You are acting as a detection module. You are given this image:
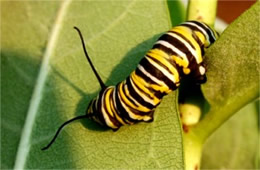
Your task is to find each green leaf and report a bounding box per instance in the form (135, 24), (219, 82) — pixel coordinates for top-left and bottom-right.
(166, 0), (186, 26)
(201, 101), (259, 169)
(1, 1), (61, 168)
(182, 2), (259, 169)
(2, 0), (184, 169)
(192, 1), (260, 141)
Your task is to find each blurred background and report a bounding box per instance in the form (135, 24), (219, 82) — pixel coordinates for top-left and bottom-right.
(217, 0), (256, 23)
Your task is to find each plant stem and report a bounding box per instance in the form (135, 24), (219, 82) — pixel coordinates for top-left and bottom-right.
(183, 132), (203, 170)
(187, 0), (217, 27)
(191, 97), (259, 143)
(183, 1), (218, 169)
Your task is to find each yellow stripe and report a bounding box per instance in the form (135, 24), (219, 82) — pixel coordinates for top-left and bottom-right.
(131, 72), (161, 105)
(149, 48), (171, 59)
(102, 112), (117, 129)
(136, 66), (171, 94)
(172, 55), (188, 68)
(117, 87), (144, 120)
(194, 30), (209, 47)
(119, 79), (150, 112)
(172, 26), (203, 63)
(108, 89), (125, 124)
(131, 73), (157, 99)
(147, 49), (180, 83)
(104, 88), (114, 117)
(119, 82), (143, 111)
(123, 83), (151, 112)
(129, 75), (158, 106)
(102, 89), (117, 129)
(110, 98), (126, 125)
(117, 81), (149, 124)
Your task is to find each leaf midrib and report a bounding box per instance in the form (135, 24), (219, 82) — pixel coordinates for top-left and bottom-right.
(13, 1), (72, 169)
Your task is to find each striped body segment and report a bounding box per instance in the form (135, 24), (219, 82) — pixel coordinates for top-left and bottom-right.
(86, 21), (218, 130)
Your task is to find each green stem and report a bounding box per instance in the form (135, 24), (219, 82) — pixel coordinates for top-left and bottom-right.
(191, 95), (259, 143)
(183, 132), (203, 170)
(187, 0), (217, 26)
(166, 0), (186, 26)
(183, 1), (218, 169)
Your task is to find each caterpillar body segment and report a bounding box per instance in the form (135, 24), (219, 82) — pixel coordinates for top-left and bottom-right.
(86, 21), (218, 130)
(41, 21), (218, 150)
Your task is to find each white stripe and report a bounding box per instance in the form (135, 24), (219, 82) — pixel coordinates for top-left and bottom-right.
(124, 84), (150, 111)
(112, 85), (124, 122)
(146, 56), (176, 83)
(117, 92), (142, 120)
(155, 40), (189, 65)
(184, 22), (209, 42)
(167, 32), (200, 64)
(113, 83), (130, 125)
(101, 88), (117, 129)
(129, 77), (156, 106)
(137, 64), (168, 88)
(113, 85), (118, 111)
(200, 22), (216, 41)
(118, 90), (151, 121)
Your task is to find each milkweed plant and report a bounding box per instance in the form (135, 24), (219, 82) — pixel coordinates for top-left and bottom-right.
(1, 0), (259, 169)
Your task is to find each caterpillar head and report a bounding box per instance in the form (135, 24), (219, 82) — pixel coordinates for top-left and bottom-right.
(188, 63), (207, 84)
(194, 64), (207, 84)
(86, 97), (105, 126)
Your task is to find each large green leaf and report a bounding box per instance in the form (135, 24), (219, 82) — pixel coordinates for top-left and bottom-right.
(1, 1), (61, 168)
(182, 2), (259, 169)
(201, 101), (259, 169)
(1, 0), (184, 169)
(192, 1), (260, 141)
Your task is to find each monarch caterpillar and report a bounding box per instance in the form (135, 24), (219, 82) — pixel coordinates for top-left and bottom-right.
(42, 21), (218, 150)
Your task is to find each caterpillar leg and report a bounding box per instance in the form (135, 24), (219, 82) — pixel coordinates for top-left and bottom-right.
(144, 116), (154, 123)
(143, 110), (155, 123)
(112, 127), (120, 132)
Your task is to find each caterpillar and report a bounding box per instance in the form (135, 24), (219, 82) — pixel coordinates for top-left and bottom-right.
(42, 21), (218, 150)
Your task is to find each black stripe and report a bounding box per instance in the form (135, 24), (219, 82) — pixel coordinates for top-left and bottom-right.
(147, 49), (182, 77)
(102, 88), (121, 127)
(121, 82), (139, 108)
(189, 21), (216, 44)
(169, 31), (196, 50)
(181, 23), (207, 42)
(165, 56), (183, 77)
(121, 83), (154, 116)
(145, 54), (179, 91)
(135, 67), (159, 85)
(110, 87), (128, 125)
(115, 83), (138, 123)
(126, 76), (155, 110)
(146, 54), (174, 78)
(130, 76), (154, 102)
(139, 57), (176, 90)
(191, 31), (205, 56)
(129, 76), (161, 108)
(135, 68), (167, 99)
(95, 92), (106, 125)
(157, 33), (196, 64)
(152, 43), (177, 56)
(152, 44), (186, 70)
